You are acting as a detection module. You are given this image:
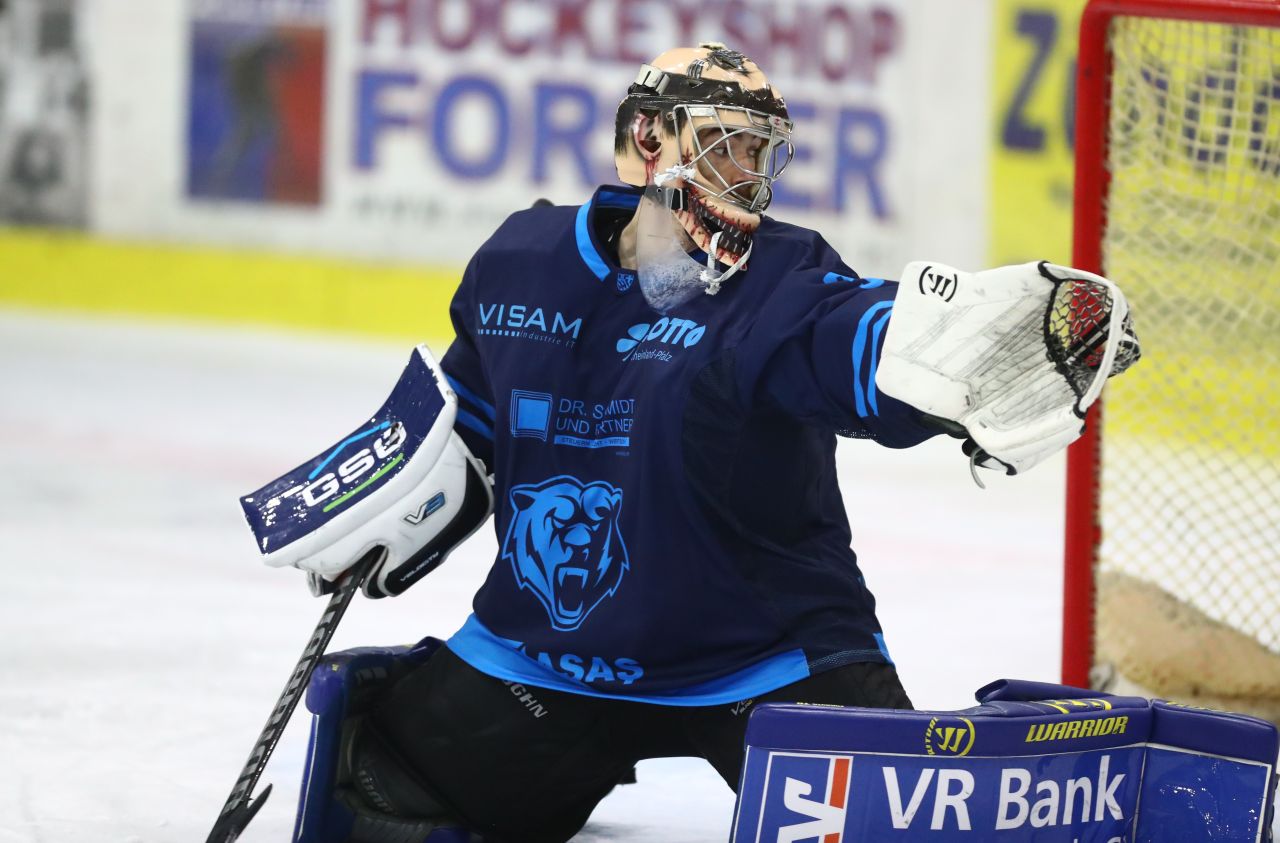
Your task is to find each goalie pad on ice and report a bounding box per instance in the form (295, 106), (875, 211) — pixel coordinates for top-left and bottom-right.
(875, 261), (1139, 476)
(240, 346), (494, 599)
(732, 681), (1278, 842)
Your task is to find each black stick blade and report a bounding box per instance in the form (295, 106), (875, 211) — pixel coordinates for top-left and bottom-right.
(205, 783), (272, 843)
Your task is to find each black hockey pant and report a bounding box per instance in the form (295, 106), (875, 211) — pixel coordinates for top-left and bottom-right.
(350, 645), (912, 843)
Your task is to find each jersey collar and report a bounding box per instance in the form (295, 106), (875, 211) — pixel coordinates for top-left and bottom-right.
(575, 184), (643, 294)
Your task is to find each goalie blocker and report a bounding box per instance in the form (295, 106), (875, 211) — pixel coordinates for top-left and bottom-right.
(239, 345), (494, 598)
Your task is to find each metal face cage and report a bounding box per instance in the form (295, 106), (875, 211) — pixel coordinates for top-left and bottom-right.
(669, 103), (795, 213)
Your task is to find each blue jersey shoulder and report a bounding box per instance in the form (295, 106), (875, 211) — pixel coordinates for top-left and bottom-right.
(475, 203), (579, 263)
(746, 216), (863, 296)
(758, 216), (855, 270)
(755, 215), (831, 253)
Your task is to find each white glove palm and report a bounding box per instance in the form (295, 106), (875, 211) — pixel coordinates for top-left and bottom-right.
(876, 261), (1139, 481)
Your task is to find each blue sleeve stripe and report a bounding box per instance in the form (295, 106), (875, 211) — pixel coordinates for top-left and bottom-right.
(445, 374), (495, 422)
(455, 408), (494, 441)
(822, 273), (885, 289)
(867, 309), (893, 416)
(574, 200), (610, 281)
(851, 301), (894, 418)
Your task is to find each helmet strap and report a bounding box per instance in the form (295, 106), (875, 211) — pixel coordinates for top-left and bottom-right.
(700, 232), (752, 296)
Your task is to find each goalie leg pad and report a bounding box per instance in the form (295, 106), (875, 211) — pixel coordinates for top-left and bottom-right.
(732, 683), (1276, 842)
(293, 639), (481, 843)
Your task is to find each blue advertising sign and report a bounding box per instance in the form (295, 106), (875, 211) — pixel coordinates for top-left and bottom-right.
(187, 0), (328, 205)
(733, 691), (1278, 843)
(736, 746), (1143, 842)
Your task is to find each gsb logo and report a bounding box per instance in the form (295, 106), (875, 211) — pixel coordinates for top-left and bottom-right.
(270, 421), (407, 513)
(616, 317), (706, 359)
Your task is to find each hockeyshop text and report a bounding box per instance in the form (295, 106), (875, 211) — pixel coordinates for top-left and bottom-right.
(352, 0), (902, 218)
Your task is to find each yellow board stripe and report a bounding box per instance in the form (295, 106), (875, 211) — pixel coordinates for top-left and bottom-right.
(0, 229), (460, 343)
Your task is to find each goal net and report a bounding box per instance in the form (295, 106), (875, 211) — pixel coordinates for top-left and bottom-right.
(1065, 0), (1280, 722)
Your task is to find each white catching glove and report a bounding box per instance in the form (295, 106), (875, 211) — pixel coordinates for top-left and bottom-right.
(875, 261), (1139, 480)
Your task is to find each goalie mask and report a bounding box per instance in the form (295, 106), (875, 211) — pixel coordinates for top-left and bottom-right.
(615, 43), (793, 306)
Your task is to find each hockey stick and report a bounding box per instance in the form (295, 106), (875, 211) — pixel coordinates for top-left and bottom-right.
(204, 548), (381, 843)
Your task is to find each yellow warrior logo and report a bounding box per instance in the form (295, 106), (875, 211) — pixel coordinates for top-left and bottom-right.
(924, 717), (977, 757)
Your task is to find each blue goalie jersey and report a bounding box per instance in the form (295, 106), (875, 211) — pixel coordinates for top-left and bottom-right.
(441, 185), (937, 705)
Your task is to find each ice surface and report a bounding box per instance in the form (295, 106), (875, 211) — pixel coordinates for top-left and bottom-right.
(0, 309), (1079, 842)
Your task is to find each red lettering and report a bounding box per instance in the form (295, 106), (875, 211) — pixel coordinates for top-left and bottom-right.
(428, 0), (483, 51)
(819, 5), (857, 83)
(765, 4), (814, 79)
(615, 0), (650, 64)
(721, 0), (763, 65)
(362, 0), (412, 46)
(496, 0), (536, 55)
(351, 0), (896, 74)
(870, 6), (900, 82)
(666, 0), (700, 48)
(551, 0), (597, 59)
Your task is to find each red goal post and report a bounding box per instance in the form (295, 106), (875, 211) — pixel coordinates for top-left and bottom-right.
(1064, 0), (1280, 716)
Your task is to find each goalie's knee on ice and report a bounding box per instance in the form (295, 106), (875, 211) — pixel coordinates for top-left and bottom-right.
(347, 722), (452, 821)
(294, 638), (479, 843)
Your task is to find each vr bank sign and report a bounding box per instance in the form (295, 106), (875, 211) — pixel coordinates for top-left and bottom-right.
(736, 748), (1136, 842)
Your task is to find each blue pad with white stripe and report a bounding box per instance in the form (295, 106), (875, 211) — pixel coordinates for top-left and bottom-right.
(732, 679), (1277, 842)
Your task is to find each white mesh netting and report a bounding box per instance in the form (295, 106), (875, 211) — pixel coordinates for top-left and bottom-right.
(1093, 14), (1280, 719)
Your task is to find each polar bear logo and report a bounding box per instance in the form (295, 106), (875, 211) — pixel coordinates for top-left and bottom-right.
(502, 476), (628, 631)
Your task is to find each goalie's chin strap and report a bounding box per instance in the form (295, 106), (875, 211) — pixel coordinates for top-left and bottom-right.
(702, 230), (751, 295)
(652, 165), (753, 296)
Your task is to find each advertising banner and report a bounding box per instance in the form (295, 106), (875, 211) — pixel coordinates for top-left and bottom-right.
(988, 0), (1085, 267)
(0, 0), (90, 227)
(337, 0), (912, 269)
(90, 0), (991, 277)
(187, 0), (328, 205)
(732, 696), (1278, 843)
